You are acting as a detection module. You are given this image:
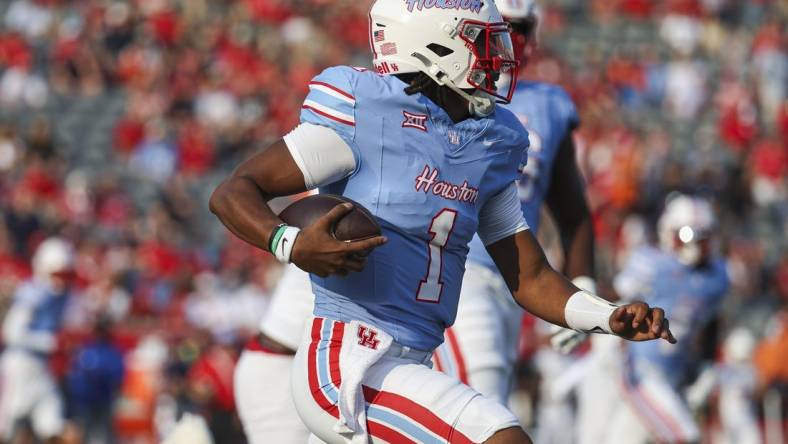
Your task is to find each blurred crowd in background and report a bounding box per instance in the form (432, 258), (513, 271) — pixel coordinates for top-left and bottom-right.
(0, 0), (784, 442)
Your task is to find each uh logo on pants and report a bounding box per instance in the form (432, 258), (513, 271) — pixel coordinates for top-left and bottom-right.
(357, 326), (381, 350)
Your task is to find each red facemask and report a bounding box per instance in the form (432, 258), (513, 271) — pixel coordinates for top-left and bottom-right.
(458, 20), (519, 104)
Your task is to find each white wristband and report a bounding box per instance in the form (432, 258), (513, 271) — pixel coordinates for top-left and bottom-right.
(571, 276), (597, 295)
(274, 226), (301, 263)
(564, 291), (618, 334)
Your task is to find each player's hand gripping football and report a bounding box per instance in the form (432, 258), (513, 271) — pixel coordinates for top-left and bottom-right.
(291, 203), (387, 278)
(609, 302), (677, 343)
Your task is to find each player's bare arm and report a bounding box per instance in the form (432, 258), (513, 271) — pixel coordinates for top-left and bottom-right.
(487, 230), (676, 343)
(209, 140), (386, 277)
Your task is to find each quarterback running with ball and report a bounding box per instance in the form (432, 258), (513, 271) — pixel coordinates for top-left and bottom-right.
(233, 2), (592, 442)
(212, 1), (674, 443)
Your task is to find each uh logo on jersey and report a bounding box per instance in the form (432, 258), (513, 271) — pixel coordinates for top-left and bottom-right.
(405, 0), (483, 13)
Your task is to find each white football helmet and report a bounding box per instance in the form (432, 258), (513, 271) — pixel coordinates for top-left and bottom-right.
(657, 194), (715, 266)
(496, 0), (537, 20)
(369, 0), (519, 116)
(33, 237), (75, 285)
(496, 0), (539, 64)
(723, 327), (756, 364)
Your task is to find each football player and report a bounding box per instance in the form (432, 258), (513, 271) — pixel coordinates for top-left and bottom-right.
(233, 264), (313, 443)
(0, 238), (73, 443)
(685, 328), (762, 444)
(432, 0), (597, 410)
(235, 2), (589, 442)
(591, 194), (728, 444)
(211, 1), (674, 442)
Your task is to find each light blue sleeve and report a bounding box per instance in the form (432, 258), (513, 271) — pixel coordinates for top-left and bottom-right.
(709, 259), (730, 308)
(551, 86), (579, 132)
(498, 107), (530, 174)
(13, 282), (40, 307)
(4, 283), (56, 352)
(300, 66), (358, 146)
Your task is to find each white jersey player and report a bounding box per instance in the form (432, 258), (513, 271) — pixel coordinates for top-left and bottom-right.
(685, 328), (762, 444)
(234, 264), (314, 444)
(0, 237), (73, 442)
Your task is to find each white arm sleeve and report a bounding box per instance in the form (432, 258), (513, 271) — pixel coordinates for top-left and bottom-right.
(283, 123), (357, 190)
(477, 182), (529, 246)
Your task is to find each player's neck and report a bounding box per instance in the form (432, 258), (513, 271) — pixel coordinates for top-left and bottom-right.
(432, 89), (472, 123)
(397, 73), (471, 123)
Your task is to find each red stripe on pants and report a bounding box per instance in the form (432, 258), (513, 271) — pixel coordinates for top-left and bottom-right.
(445, 328), (469, 384)
(363, 386), (475, 444)
(307, 318), (339, 417)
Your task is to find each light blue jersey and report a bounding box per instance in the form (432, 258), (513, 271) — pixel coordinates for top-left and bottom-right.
(466, 81), (579, 269)
(617, 246), (729, 387)
(301, 66), (529, 351)
(6, 279), (69, 357)
(13, 280), (69, 334)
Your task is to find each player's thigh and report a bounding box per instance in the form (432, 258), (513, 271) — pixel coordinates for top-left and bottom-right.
(29, 382), (64, 439)
(454, 266), (517, 348)
(465, 366), (513, 408)
(292, 326), (523, 443)
(637, 377), (700, 442)
(365, 358), (522, 443)
(234, 350), (309, 444)
(455, 266), (521, 367)
(436, 266), (519, 403)
(0, 353), (44, 419)
(576, 365), (621, 444)
(260, 264), (315, 350)
(604, 398), (651, 444)
(620, 373), (700, 444)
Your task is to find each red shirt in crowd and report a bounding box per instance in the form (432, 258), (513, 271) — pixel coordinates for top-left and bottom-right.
(188, 345), (237, 411)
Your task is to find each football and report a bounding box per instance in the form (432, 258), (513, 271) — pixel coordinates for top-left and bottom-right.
(278, 194), (381, 242)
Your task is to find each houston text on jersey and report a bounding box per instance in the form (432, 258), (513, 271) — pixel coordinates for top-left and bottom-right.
(404, 0), (483, 14)
(414, 165), (479, 204)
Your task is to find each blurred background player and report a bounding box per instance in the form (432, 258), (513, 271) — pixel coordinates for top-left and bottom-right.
(587, 194), (729, 444)
(685, 327), (763, 444)
(66, 317), (125, 444)
(0, 237), (73, 443)
(233, 263), (312, 444)
(433, 0), (597, 420)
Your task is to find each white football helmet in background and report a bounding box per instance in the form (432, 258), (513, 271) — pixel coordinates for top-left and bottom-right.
(32, 237), (74, 280)
(32, 236), (75, 291)
(496, 0), (539, 65)
(723, 327), (756, 364)
(369, 0), (518, 116)
(496, 0), (537, 20)
(658, 194), (716, 266)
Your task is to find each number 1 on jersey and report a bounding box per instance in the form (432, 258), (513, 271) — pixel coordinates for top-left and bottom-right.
(416, 209), (458, 303)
